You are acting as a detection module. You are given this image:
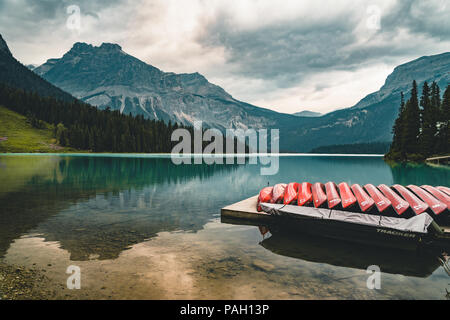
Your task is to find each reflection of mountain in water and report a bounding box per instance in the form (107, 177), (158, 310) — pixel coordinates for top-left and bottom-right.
(0, 156), (238, 260)
(2, 155), (449, 261)
(260, 228), (441, 278)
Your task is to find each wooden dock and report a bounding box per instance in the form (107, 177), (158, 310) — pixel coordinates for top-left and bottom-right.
(221, 195), (270, 223)
(426, 155), (450, 165)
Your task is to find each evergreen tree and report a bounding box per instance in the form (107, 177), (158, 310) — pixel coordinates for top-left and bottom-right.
(402, 80), (421, 157)
(419, 81), (435, 156)
(387, 92), (406, 160)
(436, 85), (450, 154)
(429, 82), (441, 154)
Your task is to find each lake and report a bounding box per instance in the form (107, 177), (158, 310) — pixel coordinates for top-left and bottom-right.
(0, 154), (449, 299)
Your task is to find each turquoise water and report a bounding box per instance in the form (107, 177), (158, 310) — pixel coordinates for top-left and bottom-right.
(0, 154), (449, 299)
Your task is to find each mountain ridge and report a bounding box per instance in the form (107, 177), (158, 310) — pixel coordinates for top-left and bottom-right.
(35, 41), (292, 131)
(33, 40), (450, 152)
(293, 110), (322, 117)
(0, 34), (12, 56)
(0, 35), (76, 102)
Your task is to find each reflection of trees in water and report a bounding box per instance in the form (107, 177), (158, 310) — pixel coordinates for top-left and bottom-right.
(55, 156), (239, 193)
(389, 162), (450, 186)
(0, 156), (238, 260)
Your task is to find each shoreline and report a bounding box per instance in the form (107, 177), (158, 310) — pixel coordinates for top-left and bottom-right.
(0, 152), (385, 157)
(0, 261), (57, 300)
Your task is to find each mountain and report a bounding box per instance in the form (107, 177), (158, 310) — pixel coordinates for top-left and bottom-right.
(0, 35), (12, 56)
(352, 53), (450, 111)
(34, 42), (300, 132)
(0, 35), (75, 102)
(34, 41), (450, 152)
(0, 35), (188, 154)
(293, 110), (322, 117)
(281, 53), (450, 151)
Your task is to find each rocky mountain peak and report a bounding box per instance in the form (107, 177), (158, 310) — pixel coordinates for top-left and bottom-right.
(68, 42), (123, 55)
(99, 43), (122, 52)
(70, 42), (94, 53)
(352, 52), (450, 110)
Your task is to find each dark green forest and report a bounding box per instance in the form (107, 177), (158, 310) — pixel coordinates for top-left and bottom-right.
(385, 81), (450, 161)
(0, 84), (247, 153)
(0, 83), (187, 152)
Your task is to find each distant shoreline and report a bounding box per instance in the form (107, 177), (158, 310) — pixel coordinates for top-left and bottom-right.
(0, 152), (385, 157)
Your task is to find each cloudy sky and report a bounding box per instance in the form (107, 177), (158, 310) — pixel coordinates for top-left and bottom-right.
(1, 0), (449, 114)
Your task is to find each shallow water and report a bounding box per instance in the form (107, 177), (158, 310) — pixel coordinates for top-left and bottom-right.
(0, 154), (449, 299)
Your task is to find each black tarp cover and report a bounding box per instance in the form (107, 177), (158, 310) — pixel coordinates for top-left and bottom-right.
(260, 203), (434, 234)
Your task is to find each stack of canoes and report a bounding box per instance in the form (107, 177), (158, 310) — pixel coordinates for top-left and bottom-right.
(257, 182), (450, 223)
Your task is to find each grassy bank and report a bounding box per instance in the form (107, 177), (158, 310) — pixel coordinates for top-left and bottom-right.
(0, 106), (75, 153)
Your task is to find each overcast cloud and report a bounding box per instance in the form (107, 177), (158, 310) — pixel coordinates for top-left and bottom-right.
(1, 0), (449, 114)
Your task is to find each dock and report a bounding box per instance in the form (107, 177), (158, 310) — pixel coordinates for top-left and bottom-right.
(426, 155), (450, 165)
(221, 195), (270, 223)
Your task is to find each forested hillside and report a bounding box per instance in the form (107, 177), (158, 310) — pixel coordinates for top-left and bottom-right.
(0, 84), (183, 152)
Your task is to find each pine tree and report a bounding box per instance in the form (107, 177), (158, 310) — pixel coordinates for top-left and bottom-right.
(429, 82), (441, 154)
(419, 81), (435, 156)
(387, 92), (406, 160)
(436, 85), (450, 154)
(402, 80), (421, 158)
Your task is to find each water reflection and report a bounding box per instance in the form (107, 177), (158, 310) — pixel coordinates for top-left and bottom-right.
(259, 227), (441, 278)
(0, 156), (238, 259)
(389, 162), (450, 186)
(0, 155), (449, 264)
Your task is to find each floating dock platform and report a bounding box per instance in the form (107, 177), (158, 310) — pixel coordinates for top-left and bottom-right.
(221, 195), (450, 251)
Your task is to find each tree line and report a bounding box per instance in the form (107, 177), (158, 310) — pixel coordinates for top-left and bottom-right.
(0, 83), (248, 153)
(386, 81), (450, 161)
(0, 83), (188, 152)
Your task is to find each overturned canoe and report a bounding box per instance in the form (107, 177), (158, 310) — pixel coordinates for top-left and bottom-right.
(256, 181), (449, 223)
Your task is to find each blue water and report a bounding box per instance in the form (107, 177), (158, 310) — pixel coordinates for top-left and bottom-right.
(0, 154), (449, 299)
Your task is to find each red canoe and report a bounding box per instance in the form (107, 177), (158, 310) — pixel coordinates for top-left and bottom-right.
(351, 184), (375, 212)
(437, 186), (450, 196)
(378, 184), (410, 216)
(271, 183), (287, 203)
(407, 185), (447, 215)
(312, 183), (327, 208)
(297, 182), (313, 206)
(364, 184), (391, 213)
(325, 182), (341, 209)
(338, 182), (357, 209)
(421, 185), (450, 208)
(284, 182), (299, 205)
(257, 186), (273, 212)
(392, 185), (428, 215)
